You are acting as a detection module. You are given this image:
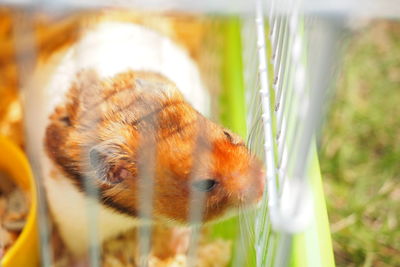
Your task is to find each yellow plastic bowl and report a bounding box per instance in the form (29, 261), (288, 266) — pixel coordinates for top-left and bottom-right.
(0, 136), (39, 267)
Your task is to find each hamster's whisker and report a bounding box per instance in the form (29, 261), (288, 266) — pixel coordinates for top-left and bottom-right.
(244, 205), (256, 238)
(246, 115), (263, 145)
(237, 205), (255, 244)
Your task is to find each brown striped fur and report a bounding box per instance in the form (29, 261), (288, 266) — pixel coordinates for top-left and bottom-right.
(0, 8), (216, 149)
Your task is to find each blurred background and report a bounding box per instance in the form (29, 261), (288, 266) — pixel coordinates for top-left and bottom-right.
(319, 20), (400, 267)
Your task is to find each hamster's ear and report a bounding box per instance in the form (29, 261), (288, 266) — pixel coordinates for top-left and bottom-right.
(88, 143), (134, 185)
(223, 129), (244, 146)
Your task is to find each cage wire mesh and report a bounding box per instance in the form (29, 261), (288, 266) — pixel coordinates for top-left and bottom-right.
(242, 0), (344, 266)
(2, 0), (397, 267)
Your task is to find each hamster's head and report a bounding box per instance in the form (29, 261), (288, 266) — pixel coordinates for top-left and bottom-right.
(45, 70), (265, 225)
(149, 114), (266, 224)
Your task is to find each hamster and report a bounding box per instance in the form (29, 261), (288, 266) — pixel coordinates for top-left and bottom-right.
(23, 21), (265, 256)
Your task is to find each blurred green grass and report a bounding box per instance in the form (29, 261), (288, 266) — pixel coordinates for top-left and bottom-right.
(319, 21), (400, 266)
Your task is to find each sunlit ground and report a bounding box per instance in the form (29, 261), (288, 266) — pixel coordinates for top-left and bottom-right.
(319, 21), (400, 266)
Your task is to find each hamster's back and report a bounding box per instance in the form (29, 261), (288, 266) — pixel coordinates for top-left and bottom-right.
(23, 21), (210, 163)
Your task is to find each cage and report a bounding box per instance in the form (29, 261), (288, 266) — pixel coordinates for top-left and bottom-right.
(0, 0), (397, 267)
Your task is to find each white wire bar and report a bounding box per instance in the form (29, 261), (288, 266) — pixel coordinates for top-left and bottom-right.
(256, 0), (313, 235)
(13, 11), (55, 267)
(1, 0), (399, 18)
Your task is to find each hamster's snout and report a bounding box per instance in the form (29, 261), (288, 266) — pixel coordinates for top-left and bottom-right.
(243, 168), (266, 205)
(255, 169), (266, 202)
(229, 164), (266, 208)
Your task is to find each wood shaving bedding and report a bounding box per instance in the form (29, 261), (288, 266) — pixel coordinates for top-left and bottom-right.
(52, 225), (231, 267)
(0, 170), (28, 259)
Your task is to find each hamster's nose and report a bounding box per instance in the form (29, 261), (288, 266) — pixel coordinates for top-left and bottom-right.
(256, 169), (266, 202)
(239, 168), (266, 205)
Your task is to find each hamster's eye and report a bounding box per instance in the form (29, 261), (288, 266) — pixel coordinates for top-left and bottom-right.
(192, 179), (218, 192)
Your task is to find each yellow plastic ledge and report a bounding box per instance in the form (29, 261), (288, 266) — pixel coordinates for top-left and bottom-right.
(0, 136), (39, 267)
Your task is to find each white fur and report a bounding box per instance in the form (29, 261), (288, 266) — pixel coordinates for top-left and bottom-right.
(44, 166), (138, 255)
(22, 22), (210, 255)
(40, 22), (209, 117)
